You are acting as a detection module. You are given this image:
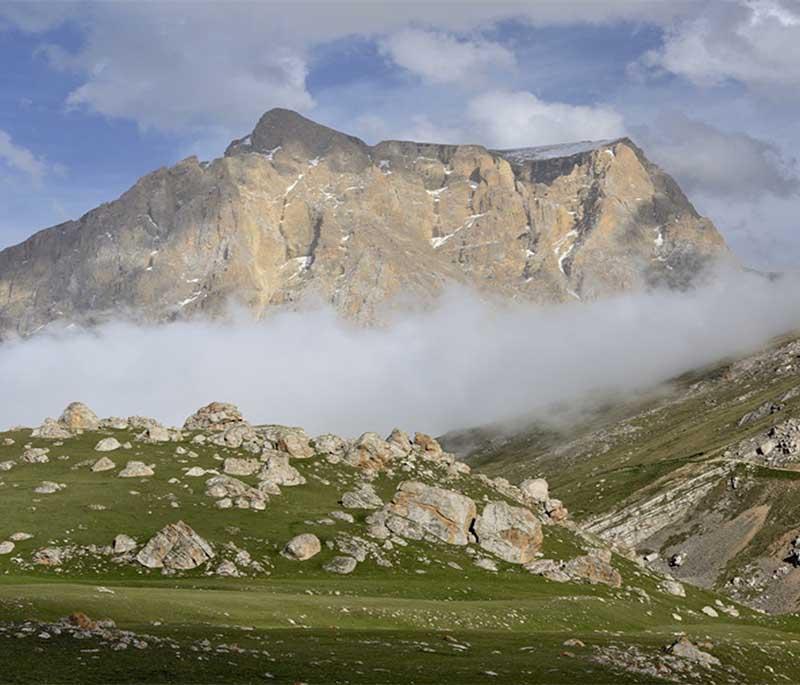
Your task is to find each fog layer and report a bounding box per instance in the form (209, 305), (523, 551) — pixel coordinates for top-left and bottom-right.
(2, 269), (799, 436)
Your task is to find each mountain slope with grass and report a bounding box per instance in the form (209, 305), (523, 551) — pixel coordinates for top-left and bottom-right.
(455, 331), (800, 617)
(2, 395), (800, 683)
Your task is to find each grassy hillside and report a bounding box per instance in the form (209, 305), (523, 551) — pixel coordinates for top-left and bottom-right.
(2, 413), (800, 683)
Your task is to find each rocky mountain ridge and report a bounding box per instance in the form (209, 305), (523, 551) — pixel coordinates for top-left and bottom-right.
(0, 108), (729, 339)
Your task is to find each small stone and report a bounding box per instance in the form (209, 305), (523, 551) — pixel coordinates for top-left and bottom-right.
(0, 541), (14, 555)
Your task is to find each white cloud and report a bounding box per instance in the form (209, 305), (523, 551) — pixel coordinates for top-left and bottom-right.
(2, 270), (800, 436)
(639, 112), (799, 200)
(380, 28), (515, 84)
(34, 3), (315, 135)
(0, 129), (48, 181)
(642, 0), (800, 91)
(466, 90), (625, 148)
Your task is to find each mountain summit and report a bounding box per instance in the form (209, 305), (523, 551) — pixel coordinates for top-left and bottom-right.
(0, 108), (729, 338)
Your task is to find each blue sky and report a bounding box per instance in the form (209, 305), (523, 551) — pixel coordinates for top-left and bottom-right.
(0, 1), (798, 269)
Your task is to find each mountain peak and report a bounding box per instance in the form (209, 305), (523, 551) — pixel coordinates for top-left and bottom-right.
(226, 108), (369, 169)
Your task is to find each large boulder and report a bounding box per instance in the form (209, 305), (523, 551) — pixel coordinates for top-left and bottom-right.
(314, 433), (349, 461)
(94, 437), (121, 452)
(384, 481), (476, 545)
(258, 452), (306, 487)
(136, 521), (214, 570)
(281, 533), (321, 561)
(59, 402), (100, 431)
(564, 555), (622, 588)
(474, 501), (543, 564)
(183, 402), (246, 432)
(261, 426), (314, 459)
(344, 433), (403, 471)
(118, 461), (154, 478)
(91, 456), (116, 472)
(520, 478), (549, 503)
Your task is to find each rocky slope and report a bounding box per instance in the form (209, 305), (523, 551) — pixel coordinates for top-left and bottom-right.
(0, 108), (729, 339)
(455, 331), (800, 616)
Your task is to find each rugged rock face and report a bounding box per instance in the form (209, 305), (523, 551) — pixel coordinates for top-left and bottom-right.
(474, 500), (543, 564)
(0, 108), (730, 338)
(384, 481), (477, 545)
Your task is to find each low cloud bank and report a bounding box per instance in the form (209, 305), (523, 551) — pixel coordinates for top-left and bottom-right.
(2, 269), (800, 437)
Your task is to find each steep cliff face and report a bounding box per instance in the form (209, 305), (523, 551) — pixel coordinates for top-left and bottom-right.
(0, 108), (730, 337)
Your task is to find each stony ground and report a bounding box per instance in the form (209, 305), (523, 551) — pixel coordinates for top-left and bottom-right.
(3, 401), (800, 682)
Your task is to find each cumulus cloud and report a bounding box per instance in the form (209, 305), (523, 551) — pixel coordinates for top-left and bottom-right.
(639, 112), (799, 200)
(0, 129), (49, 181)
(466, 90), (625, 148)
(34, 3), (314, 135)
(380, 28), (515, 85)
(642, 0), (800, 92)
(2, 269), (800, 437)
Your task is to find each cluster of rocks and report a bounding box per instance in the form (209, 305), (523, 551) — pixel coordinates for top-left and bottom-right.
(592, 636), (723, 681)
(728, 417), (800, 467)
(9, 400), (618, 584)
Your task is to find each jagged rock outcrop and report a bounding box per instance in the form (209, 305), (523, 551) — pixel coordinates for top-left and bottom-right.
(136, 521), (214, 570)
(0, 108), (730, 338)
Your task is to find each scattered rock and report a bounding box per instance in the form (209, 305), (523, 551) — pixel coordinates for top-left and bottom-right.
(91, 456), (116, 472)
(0, 541), (14, 555)
(274, 428), (315, 459)
(340, 482), (383, 509)
(545, 498), (568, 522)
(474, 500), (543, 564)
(474, 557), (499, 572)
(21, 447), (50, 464)
(701, 605), (719, 618)
(185, 466), (207, 477)
(112, 534), (137, 554)
(344, 432), (402, 471)
(223, 457), (260, 476)
(94, 437), (121, 452)
(205, 475), (267, 509)
(118, 461), (154, 478)
(323, 555), (357, 574)
(659, 579), (686, 597)
(32, 547), (67, 566)
(564, 555), (622, 588)
(34, 481), (66, 494)
(281, 533), (321, 561)
(666, 637), (721, 668)
(136, 521), (215, 570)
(137, 425), (172, 443)
(215, 560), (240, 577)
(9, 532), (33, 542)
